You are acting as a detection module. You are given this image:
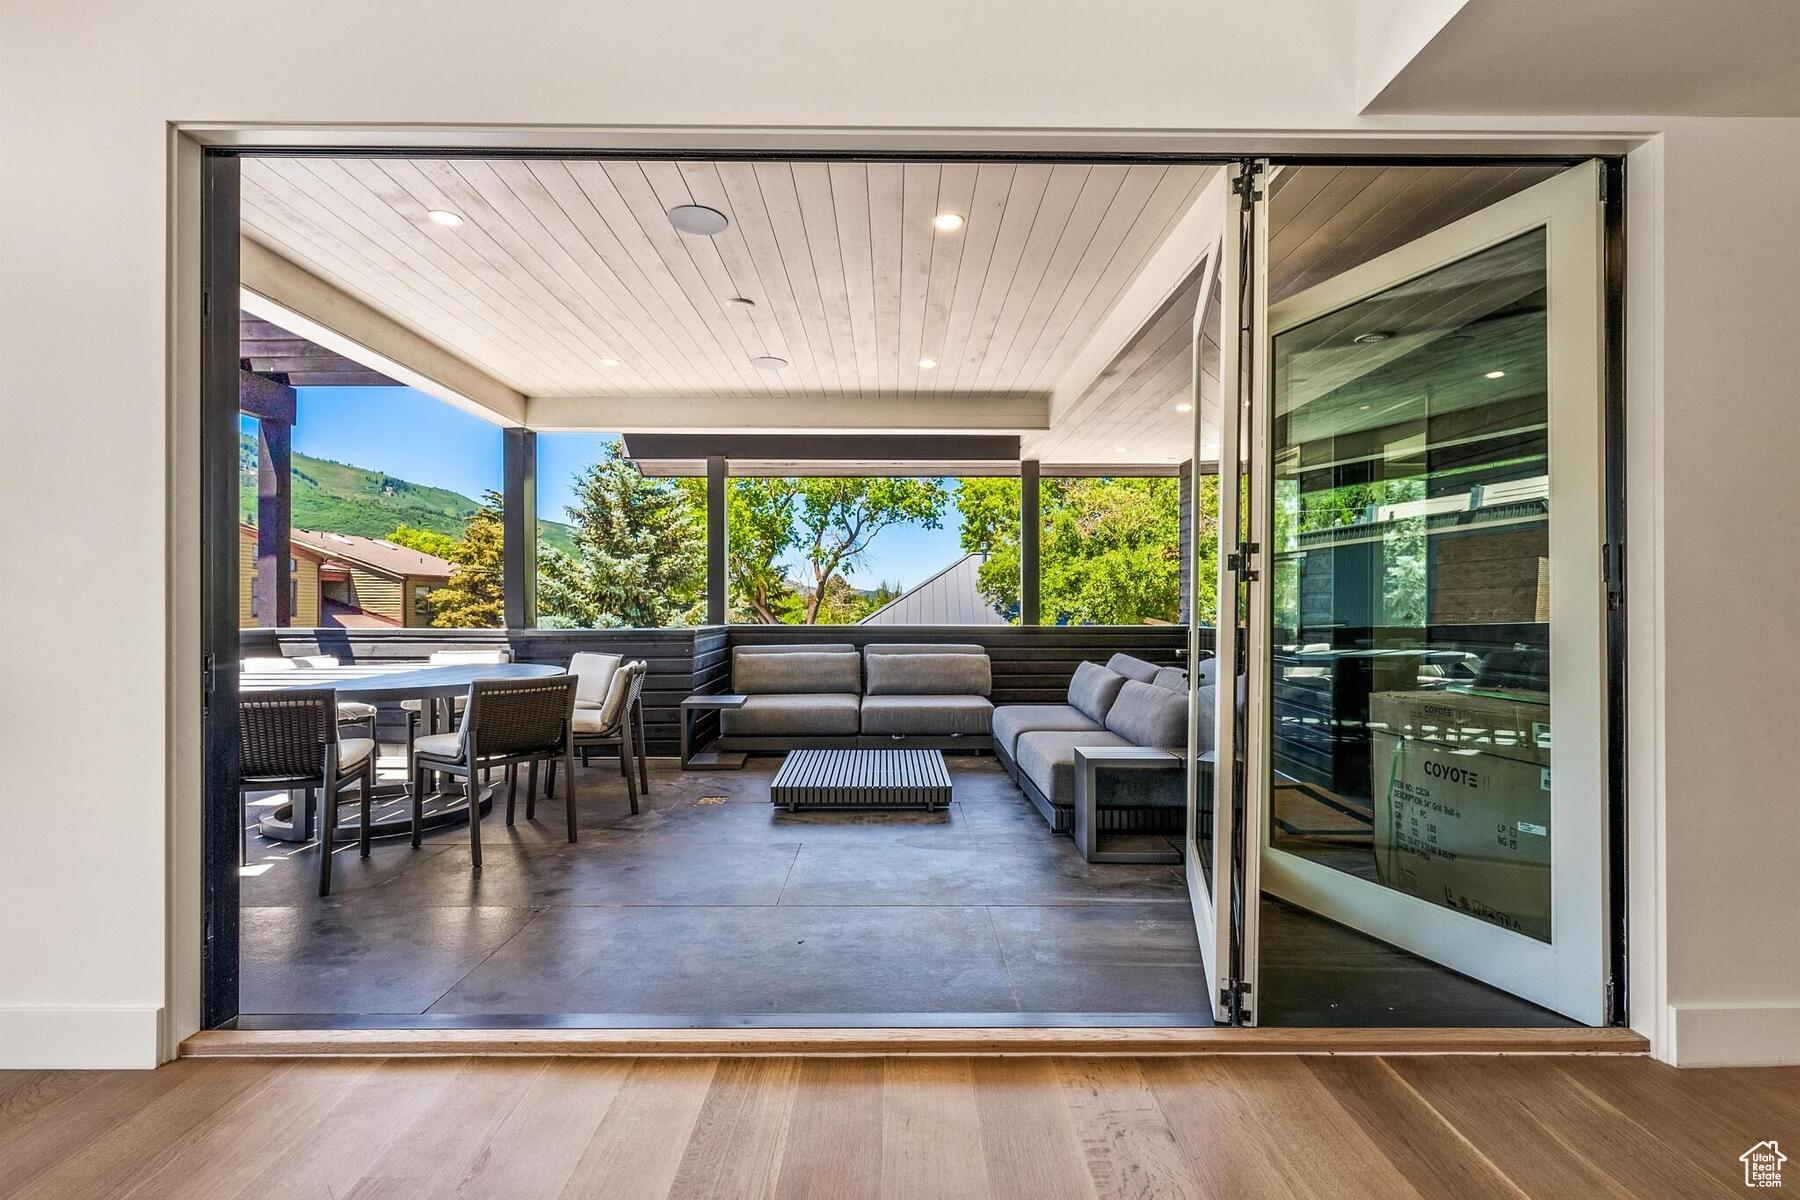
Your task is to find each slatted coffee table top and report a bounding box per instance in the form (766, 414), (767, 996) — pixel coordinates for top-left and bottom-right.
(770, 748), (952, 810)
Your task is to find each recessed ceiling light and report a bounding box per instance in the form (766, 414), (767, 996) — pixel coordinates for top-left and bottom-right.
(426, 209), (464, 227)
(1485, 370), (1507, 379)
(751, 355), (788, 371)
(1352, 331), (1392, 345)
(668, 205), (729, 236)
(1114, 445), (1128, 454)
(918, 358), (937, 370)
(600, 358), (621, 367)
(1358, 404), (1372, 411)
(724, 296), (756, 309)
(932, 212), (965, 232)
(1174, 402), (1193, 413)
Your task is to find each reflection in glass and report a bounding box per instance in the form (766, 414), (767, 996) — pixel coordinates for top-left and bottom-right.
(1268, 229), (1553, 943)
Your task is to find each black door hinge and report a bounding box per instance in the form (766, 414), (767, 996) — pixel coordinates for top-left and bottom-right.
(1226, 541), (1260, 582)
(1231, 162), (1264, 207)
(203, 651), (217, 700)
(1221, 979), (1253, 1023)
(1602, 541), (1624, 606)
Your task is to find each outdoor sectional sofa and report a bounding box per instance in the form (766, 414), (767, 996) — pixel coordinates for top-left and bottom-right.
(994, 653), (1205, 842)
(716, 643), (995, 752)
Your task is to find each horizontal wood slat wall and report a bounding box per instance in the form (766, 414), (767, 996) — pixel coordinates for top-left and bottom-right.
(241, 625), (1213, 755)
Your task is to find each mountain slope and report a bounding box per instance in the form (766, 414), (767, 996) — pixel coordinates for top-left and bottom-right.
(239, 432), (577, 553)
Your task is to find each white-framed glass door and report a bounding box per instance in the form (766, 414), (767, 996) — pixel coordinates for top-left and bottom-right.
(1253, 163), (1610, 1025)
(1186, 161), (1268, 1025)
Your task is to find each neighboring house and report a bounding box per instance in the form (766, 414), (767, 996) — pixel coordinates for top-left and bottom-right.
(859, 553), (1007, 626)
(292, 530), (453, 628)
(237, 523), (325, 627)
(237, 525), (453, 628)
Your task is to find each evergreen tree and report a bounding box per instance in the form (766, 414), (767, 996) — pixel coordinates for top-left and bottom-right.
(428, 490), (506, 628)
(542, 441), (706, 628)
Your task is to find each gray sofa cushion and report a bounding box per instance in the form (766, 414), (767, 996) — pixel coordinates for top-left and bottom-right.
(721, 693), (861, 736)
(1015, 729), (1132, 808)
(736, 643), (859, 655)
(1105, 680), (1188, 749)
(733, 648), (862, 695)
(859, 694), (993, 736)
(991, 704), (1102, 757)
(1193, 657), (1217, 687)
(1151, 666), (1188, 693)
(865, 651), (991, 696)
(864, 643), (985, 656)
(1105, 653), (1161, 683)
(1067, 660), (1127, 723)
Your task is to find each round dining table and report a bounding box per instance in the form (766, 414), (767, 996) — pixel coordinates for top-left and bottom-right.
(239, 661), (565, 843)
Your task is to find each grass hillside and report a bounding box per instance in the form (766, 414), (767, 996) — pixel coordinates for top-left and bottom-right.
(240, 432), (577, 553)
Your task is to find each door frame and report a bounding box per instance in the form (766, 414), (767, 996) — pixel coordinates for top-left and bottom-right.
(189, 141), (1628, 1038)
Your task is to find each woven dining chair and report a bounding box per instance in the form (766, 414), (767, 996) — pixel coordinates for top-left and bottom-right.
(238, 687), (377, 896)
(402, 647), (513, 773)
(242, 655), (377, 738)
(547, 660), (649, 814)
(410, 674), (578, 869)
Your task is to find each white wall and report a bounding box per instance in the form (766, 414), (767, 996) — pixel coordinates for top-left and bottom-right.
(1353, 0), (1469, 110)
(2, 0), (1797, 1068)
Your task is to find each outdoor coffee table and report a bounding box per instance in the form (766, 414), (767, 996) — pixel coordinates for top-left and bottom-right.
(770, 748), (952, 811)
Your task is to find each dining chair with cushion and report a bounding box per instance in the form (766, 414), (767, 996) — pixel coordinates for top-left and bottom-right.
(410, 674), (578, 869)
(402, 647), (514, 773)
(238, 688), (376, 895)
(547, 659), (648, 814)
(241, 655), (378, 738)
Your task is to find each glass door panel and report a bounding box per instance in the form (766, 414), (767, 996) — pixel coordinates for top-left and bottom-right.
(1256, 164), (1608, 1025)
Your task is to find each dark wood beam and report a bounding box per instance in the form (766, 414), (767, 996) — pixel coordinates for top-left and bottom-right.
(706, 456), (728, 625)
(622, 433), (1021, 463)
(254, 417), (293, 627)
(238, 368), (295, 425)
(1020, 459), (1041, 626)
(503, 428), (538, 629)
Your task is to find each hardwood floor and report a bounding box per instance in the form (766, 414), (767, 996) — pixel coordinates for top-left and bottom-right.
(4, 1054), (1795, 1199)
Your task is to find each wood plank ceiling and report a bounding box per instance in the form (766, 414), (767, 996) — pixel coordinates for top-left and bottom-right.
(241, 157), (1568, 468)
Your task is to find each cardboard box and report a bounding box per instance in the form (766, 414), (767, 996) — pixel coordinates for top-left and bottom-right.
(1369, 688), (1552, 942)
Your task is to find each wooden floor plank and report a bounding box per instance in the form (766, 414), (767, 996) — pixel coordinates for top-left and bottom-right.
(556, 1058), (720, 1200)
(340, 1058), (549, 1200)
(1141, 1057), (1319, 1200)
(878, 1057), (995, 1200)
(453, 1059), (634, 1199)
(772, 1058), (885, 1200)
(1052, 1057), (1205, 1200)
(972, 1057), (1100, 1200)
(0, 1068), (105, 1133)
(665, 1057), (802, 1200)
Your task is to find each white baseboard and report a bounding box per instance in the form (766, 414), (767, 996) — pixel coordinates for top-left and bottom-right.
(1669, 1002), (1800, 1067)
(0, 1006), (165, 1069)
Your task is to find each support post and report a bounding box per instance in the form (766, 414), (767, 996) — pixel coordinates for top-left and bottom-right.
(1020, 459), (1041, 626)
(242, 371), (297, 628)
(503, 427), (538, 629)
(706, 455), (728, 625)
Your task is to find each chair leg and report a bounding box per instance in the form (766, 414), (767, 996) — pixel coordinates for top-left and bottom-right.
(301, 786), (316, 842)
(317, 787), (335, 897)
(635, 704), (650, 796)
(360, 763), (374, 858)
(526, 760), (538, 819)
(411, 764), (425, 849)
(546, 758), (557, 799)
(505, 763), (518, 826)
(562, 749), (579, 842)
(467, 776), (482, 870)
(620, 725), (640, 817)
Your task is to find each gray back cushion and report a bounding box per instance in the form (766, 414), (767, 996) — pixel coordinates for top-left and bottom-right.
(1193, 657), (1218, 687)
(1152, 666), (1188, 693)
(733, 648), (862, 695)
(1067, 660), (1127, 723)
(1105, 653), (1160, 683)
(864, 643), (986, 656)
(865, 651), (991, 696)
(735, 643), (858, 656)
(1105, 680), (1188, 749)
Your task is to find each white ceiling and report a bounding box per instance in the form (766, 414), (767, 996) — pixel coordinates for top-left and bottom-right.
(242, 157), (1213, 463)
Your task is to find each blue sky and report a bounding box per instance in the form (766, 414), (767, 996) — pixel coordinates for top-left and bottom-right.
(288, 386), (966, 590)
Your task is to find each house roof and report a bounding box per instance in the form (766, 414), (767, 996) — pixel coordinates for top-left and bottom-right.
(238, 522), (328, 561)
(292, 529), (454, 582)
(859, 553), (1007, 626)
(321, 598), (403, 628)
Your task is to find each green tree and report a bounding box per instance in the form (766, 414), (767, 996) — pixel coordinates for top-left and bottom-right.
(957, 478), (1022, 621)
(542, 441), (706, 628)
(725, 478), (802, 623)
(792, 478), (949, 624)
(428, 490), (505, 628)
(386, 524), (460, 560)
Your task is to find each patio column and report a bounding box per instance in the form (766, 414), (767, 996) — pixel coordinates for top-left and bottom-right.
(503, 427), (538, 628)
(240, 370), (296, 627)
(706, 455), (728, 625)
(1020, 458), (1040, 625)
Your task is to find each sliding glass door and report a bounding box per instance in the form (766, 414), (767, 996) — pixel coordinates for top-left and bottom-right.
(1254, 163), (1611, 1025)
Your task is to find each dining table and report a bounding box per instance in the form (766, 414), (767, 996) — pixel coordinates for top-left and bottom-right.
(239, 660), (565, 843)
